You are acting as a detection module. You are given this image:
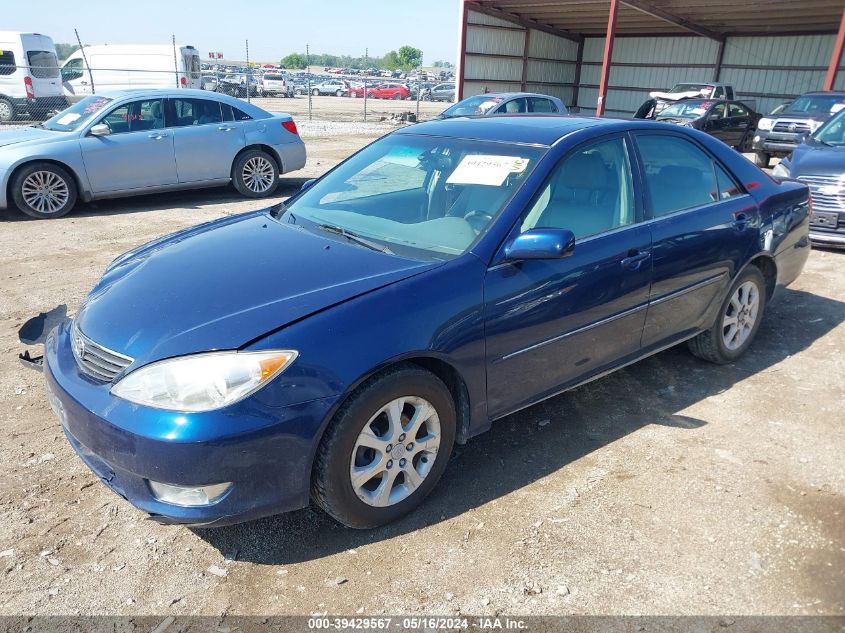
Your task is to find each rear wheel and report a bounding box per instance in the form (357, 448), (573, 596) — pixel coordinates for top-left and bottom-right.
(312, 88), (320, 96)
(336, 89), (344, 97)
(0, 97), (14, 122)
(11, 162), (78, 219)
(231, 149), (279, 198)
(754, 151), (771, 168)
(688, 266), (766, 364)
(393, 93), (402, 100)
(312, 366), (456, 528)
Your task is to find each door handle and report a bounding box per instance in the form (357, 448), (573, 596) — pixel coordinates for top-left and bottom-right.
(218, 125), (236, 132)
(621, 250), (651, 270)
(80, 81), (88, 85)
(733, 212), (749, 230)
(148, 132), (168, 140)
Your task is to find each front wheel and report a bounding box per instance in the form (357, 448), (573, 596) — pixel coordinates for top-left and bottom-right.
(393, 93), (402, 100)
(688, 266), (766, 364)
(312, 366), (456, 528)
(11, 162), (78, 219)
(312, 88), (320, 96)
(231, 149), (279, 198)
(0, 97), (14, 122)
(336, 89), (344, 97)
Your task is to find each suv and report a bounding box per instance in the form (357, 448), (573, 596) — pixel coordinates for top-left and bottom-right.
(753, 91), (845, 167)
(311, 80), (348, 97)
(261, 73), (293, 98)
(430, 83), (455, 102)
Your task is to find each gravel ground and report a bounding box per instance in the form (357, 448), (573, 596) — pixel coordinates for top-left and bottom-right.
(0, 124), (842, 618)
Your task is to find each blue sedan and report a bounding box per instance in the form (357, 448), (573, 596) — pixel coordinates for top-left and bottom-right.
(0, 89), (306, 219)
(43, 115), (811, 528)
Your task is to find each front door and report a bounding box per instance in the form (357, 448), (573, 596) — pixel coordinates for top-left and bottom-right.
(79, 98), (178, 193)
(484, 135), (652, 418)
(632, 132), (758, 348)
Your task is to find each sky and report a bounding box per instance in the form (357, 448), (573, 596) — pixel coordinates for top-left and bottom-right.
(8, 0), (461, 65)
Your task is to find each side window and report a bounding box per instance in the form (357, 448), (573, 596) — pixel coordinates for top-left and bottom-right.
(501, 98), (527, 114)
(232, 106), (252, 121)
(520, 137), (635, 239)
(713, 86), (725, 98)
(711, 103), (726, 119)
(99, 99), (164, 134)
(169, 98), (222, 127)
(715, 163), (742, 200)
(0, 50), (15, 76)
(528, 97), (556, 113)
(221, 103), (234, 122)
(61, 58), (83, 81)
(636, 134), (718, 217)
(728, 103), (748, 118)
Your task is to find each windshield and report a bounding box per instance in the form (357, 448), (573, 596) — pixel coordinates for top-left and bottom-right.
(278, 135), (545, 260)
(813, 108), (845, 146)
(657, 100), (712, 119)
(441, 95), (503, 117)
(670, 83), (711, 94)
(785, 94), (845, 116)
(41, 96), (113, 132)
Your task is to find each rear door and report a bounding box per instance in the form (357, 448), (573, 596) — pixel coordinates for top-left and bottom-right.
(80, 97), (178, 193)
(632, 132), (758, 348)
(484, 135), (652, 417)
(21, 34), (62, 98)
(168, 97), (245, 182)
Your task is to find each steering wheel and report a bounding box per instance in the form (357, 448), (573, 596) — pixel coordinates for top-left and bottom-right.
(463, 210), (493, 233)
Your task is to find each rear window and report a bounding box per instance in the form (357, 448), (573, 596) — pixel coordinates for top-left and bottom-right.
(0, 50), (15, 76)
(27, 50), (60, 78)
(264, 74), (284, 81)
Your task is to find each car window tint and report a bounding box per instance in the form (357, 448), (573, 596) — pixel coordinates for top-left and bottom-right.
(62, 58), (83, 80)
(502, 98), (527, 114)
(170, 98), (223, 127)
(528, 97), (556, 113)
(728, 103), (747, 117)
(521, 137), (635, 239)
(232, 106), (252, 121)
(0, 50), (15, 75)
(636, 134), (718, 216)
(711, 103), (726, 118)
(220, 103), (234, 122)
(715, 163), (742, 200)
(27, 50), (60, 78)
(100, 99), (164, 134)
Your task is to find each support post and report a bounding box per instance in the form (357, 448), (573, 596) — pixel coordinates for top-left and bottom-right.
(712, 38), (726, 82)
(572, 39), (584, 113)
(457, 0), (470, 101)
(596, 0), (619, 116)
(824, 7), (845, 91)
(520, 28), (531, 92)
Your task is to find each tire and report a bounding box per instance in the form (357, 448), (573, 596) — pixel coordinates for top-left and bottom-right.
(0, 97), (14, 122)
(393, 93), (402, 100)
(736, 130), (753, 153)
(312, 365), (456, 529)
(754, 151), (771, 168)
(11, 162), (78, 219)
(336, 90), (343, 97)
(687, 266), (767, 364)
(312, 88), (320, 96)
(231, 149), (279, 198)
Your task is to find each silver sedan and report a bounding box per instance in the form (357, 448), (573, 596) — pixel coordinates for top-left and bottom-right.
(0, 89), (306, 219)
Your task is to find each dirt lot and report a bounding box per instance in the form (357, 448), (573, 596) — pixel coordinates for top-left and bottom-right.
(0, 123), (843, 619)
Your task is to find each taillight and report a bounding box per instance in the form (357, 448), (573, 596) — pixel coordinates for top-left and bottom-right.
(24, 76), (34, 99)
(180, 76), (187, 87)
(282, 120), (298, 135)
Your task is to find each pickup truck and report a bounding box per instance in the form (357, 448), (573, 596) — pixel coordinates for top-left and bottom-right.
(635, 82), (756, 119)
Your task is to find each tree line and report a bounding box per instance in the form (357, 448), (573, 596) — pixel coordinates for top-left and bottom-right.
(280, 46), (452, 71)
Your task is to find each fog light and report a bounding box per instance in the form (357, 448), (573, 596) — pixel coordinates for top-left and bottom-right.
(754, 135), (761, 143)
(148, 481), (232, 507)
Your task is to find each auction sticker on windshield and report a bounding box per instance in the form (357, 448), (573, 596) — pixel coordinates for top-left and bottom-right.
(447, 155), (530, 186)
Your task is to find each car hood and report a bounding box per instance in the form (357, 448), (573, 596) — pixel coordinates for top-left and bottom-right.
(76, 210), (439, 366)
(787, 142), (845, 177)
(0, 126), (66, 149)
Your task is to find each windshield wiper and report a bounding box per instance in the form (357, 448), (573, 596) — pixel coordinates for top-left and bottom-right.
(317, 223), (394, 255)
(814, 138), (836, 147)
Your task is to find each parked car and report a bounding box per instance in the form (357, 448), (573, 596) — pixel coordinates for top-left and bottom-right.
(753, 91), (845, 167)
(217, 73), (260, 98)
(655, 99), (759, 150)
(260, 73), (293, 98)
(774, 107), (845, 247)
(42, 115), (810, 529)
(0, 31), (67, 122)
(60, 44), (202, 103)
(311, 80), (348, 97)
(407, 82), (434, 101)
(200, 72), (219, 92)
(0, 89), (305, 219)
(429, 82), (455, 102)
(349, 83), (409, 100)
(438, 92), (567, 118)
(634, 82), (752, 119)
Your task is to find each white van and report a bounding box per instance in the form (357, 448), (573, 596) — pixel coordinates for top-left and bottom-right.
(0, 31), (67, 122)
(60, 44), (202, 102)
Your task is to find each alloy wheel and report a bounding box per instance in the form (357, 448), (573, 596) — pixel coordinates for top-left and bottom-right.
(349, 396), (441, 507)
(21, 171), (70, 215)
(0, 100), (12, 122)
(241, 156), (275, 193)
(722, 281), (760, 351)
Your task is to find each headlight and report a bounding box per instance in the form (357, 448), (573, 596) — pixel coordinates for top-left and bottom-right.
(757, 118), (775, 131)
(772, 162), (790, 178)
(111, 350), (298, 412)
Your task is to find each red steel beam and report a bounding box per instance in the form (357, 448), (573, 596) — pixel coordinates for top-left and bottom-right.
(596, 0), (620, 116)
(824, 6), (845, 91)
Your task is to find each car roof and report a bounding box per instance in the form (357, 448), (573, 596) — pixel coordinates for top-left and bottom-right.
(399, 115), (617, 146)
(799, 91), (845, 96)
(463, 92), (560, 100)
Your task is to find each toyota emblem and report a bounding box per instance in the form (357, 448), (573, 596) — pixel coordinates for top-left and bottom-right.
(71, 330), (85, 359)
(788, 123), (798, 132)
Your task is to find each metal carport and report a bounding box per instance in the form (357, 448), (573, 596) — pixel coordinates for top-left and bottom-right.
(456, 0), (845, 116)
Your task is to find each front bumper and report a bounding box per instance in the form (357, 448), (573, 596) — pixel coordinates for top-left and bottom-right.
(809, 227), (845, 247)
(752, 130), (802, 156)
(44, 321), (337, 527)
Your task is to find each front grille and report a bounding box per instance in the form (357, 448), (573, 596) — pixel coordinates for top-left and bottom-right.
(71, 322), (133, 382)
(773, 120), (811, 134)
(798, 175), (845, 216)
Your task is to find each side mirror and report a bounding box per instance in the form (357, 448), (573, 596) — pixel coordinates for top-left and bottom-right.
(504, 228), (576, 261)
(89, 124), (111, 137)
(300, 178), (316, 192)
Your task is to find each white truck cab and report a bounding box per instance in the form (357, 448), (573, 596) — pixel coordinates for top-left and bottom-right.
(0, 31), (67, 122)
